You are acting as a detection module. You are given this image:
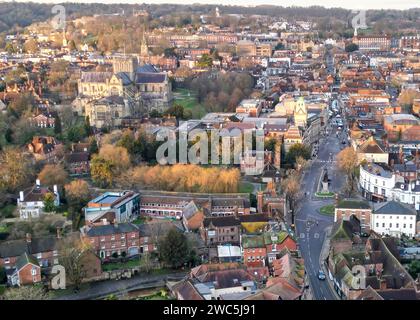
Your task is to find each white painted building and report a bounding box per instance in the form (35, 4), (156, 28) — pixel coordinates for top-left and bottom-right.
(359, 163), (420, 210)
(17, 180), (60, 220)
(371, 201), (417, 238)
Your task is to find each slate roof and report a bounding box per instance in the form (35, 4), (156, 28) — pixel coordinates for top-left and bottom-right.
(0, 236), (58, 258)
(15, 252), (39, 271)
(373, 201), (417, 216)
(80, 72), (112, 83)
(393, 164), (417, 173)
(239, 214), (270, 223)
(336, 199), (371, 210)
(115, 72), (132, 85)
(203, 216), (241, 228)
(135, 72), (166, 84)
(137, 221), (183, 237)
(65, 152), (89, 163)
(211, 198), (250, 208)
(85, 223), (139, 237)
(136, 64), (158, 73)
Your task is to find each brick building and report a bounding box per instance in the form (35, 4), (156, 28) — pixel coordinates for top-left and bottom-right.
(81, 222), (140, 261)
(334, 199), (372, 233)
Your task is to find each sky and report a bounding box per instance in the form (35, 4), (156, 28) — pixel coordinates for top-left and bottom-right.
(4, 0), (420, 10)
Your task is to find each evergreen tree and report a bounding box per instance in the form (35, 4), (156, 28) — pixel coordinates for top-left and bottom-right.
(54, 114), (62, 135)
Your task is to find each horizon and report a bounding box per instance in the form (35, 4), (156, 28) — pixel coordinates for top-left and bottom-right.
(1, 0), (420, 11)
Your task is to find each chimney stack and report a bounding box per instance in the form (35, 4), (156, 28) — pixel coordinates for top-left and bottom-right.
(257, 191), (264, 214)
(36, 179), (41, 187)
(19, 191), (24, 202)
(26, 233), (32, 243)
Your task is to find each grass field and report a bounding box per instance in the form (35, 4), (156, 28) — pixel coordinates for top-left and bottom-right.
(239, 182), (254, 194)
(173, 88), (207, 119)
(319, 205), (335, 215)
(102, 259), (140, 272)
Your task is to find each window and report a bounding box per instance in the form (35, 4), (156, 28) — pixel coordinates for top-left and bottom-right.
(389, 223), (392, 228)
(404, 224), (406, 228)
(376, 223), (379, 227)
(31, 267), (37, 276)
(53, 250), (58, 256)
(396, 223), (399, 228)
(4, 258), (10, 264)
(37, 253), (42, 259)
(382, 223), (385, 227)
(100, 237), (105, 242)
(111, 236), (115, 241)
(410, 224), (413, 229)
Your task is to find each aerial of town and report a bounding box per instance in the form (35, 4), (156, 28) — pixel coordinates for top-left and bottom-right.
(0, 1), (420, 303)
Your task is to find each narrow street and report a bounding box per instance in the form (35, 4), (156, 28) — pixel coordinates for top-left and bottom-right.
(295, 123), (347, 300)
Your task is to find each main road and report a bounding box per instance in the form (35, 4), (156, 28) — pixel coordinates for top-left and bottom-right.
(294, 122), (347, 300)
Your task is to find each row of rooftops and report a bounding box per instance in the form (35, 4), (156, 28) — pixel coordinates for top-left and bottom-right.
(336, 199), (417, 216)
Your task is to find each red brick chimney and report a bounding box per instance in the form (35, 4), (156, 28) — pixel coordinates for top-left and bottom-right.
(257, 191), (264, 214)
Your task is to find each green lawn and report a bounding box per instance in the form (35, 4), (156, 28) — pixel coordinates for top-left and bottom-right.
(132, 217), (146, 225)
(0, 285), (6, 296)
(315, 192), (335, 198)
(319, 205), (335, 216)
(173, 88), (206, 119)
(102, 259), (140, 272)
(239, 182), (254, 194)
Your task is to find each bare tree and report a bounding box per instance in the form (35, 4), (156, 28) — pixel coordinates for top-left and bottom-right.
(336, 147), (359, 197)
(281, 169), (302, 224)
(3, 285), (49, 300)
(58, 236), (91, 290)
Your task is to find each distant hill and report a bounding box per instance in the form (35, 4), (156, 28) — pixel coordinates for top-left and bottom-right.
(0, 2), (419, 34)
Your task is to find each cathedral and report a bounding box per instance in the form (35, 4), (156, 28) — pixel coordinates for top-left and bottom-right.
(76, 50), (173, 129)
